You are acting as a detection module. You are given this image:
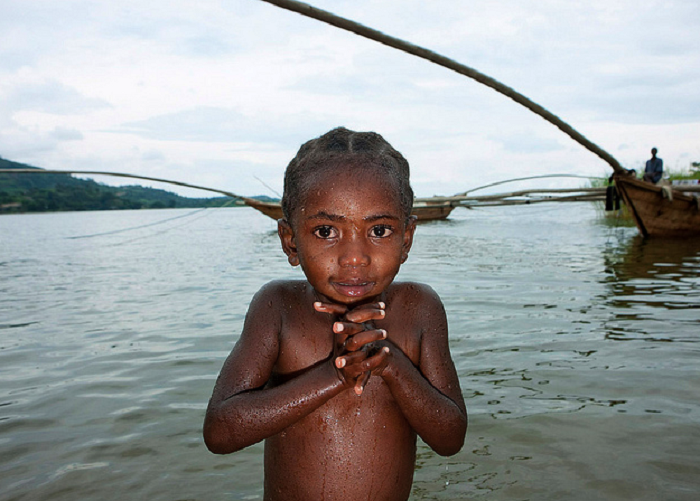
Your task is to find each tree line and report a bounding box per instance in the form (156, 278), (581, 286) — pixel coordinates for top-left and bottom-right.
(0, 157), (260, 213)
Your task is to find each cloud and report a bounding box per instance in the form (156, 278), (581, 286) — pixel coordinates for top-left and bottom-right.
(118, 107), (253, 142)
(117, 106), (331, 146)
(577, 88), (700, 125)
(50, 126), (84, 141)
(0, 127), (61, 159)
(493, 132), (564, 154)
(0, 125), (81, 161)
(178, 35), (232, 58)
(2, 78), (111, 115)
(141, 149), (166, 162)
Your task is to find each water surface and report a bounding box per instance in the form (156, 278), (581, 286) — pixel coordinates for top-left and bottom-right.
(1, 205), (698, 500)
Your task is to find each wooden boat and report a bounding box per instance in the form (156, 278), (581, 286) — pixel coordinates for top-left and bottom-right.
(613, 174), (700, 238)
(244, 197), (454, 221)
(240, 198), (283, 220)
(410, 199), (454, 220)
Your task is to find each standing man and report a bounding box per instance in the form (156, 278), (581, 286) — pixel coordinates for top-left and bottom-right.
(643, 147), (663, 184)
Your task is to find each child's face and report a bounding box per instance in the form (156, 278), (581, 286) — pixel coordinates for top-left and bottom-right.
(279, 164), (416, 305)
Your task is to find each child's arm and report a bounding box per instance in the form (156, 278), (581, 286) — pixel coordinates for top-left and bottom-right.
(316, 286), (467, 456)
(203, 283), (387, 454)
(379, 284), (467, 456)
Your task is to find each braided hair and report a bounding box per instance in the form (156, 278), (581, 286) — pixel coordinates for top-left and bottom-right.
(281, 127), (414, 222)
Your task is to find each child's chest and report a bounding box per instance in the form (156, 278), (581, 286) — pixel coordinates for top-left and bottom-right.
(276, 314), (334, 372)
(274, 308), (422, 375)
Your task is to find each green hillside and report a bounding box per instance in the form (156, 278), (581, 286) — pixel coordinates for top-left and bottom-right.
(0, 157), (276, 213)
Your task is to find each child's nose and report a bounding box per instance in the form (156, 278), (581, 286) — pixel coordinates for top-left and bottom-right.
(338, 237), (370, 267)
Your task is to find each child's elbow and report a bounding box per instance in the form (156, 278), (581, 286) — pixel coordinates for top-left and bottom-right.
(432, 434), (466, 457)
(432, 413), (468, 457)
(433, 438), (465, 457)
(203, 415), (243, 455)
(203, 423), (227, 455)
(204, 440), (235, 456)
(203, 429), (246, 455)
(203, 431), (228, 455)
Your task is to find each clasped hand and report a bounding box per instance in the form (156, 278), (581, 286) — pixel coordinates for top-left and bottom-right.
(314, 301), (390, 395)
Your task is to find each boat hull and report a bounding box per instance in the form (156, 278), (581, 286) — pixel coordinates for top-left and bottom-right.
(614, 175), (700, 238)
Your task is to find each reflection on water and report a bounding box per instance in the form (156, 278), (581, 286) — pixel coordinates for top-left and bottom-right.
(1, 205), (699, 500)
(611, 235), (700, 281)
(603, 235), (700, 342)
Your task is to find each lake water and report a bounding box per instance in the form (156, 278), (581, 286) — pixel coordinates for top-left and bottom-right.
(1, 205), (699, 500)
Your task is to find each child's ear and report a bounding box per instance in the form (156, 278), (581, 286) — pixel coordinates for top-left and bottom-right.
(278, 219), (300, 267)
(401, 216), (417, 263)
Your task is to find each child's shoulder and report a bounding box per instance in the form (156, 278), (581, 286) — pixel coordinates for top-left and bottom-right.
(390, 280), (441, 298)
(388, 281), (445, 311)
(244, 280), (311, 326)
(251, 279), (311, 304)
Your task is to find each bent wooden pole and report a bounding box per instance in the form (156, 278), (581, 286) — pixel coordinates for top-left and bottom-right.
(261, 0), (626, 174)
(0, 169), (259, 205)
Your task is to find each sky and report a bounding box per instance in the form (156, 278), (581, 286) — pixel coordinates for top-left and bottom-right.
(1, 0), (699, 198)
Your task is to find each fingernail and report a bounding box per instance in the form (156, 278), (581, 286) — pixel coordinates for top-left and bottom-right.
(334, 322), (343, 332)
(383, 347), (390, 353)
(379, 310), (386, 317)
(355, 386), (363, 396)
(314, 302), (322, 308)
(336, 357), (346, 368)
(380, 329), (387, 338)
(378, 302), (385, 309)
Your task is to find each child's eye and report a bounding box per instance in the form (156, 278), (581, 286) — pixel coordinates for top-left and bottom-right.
(370, 225), (393, 238)
(313, 226), (337, 239)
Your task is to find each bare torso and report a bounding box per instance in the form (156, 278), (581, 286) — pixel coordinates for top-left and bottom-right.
(204, 279), (466, 501)
(263, 281), (422, 501)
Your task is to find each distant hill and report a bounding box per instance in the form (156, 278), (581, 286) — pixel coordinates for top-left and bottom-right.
(0, 156), (278, 213)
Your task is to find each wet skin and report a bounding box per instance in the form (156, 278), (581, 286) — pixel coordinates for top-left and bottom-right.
(204, 166), (467, 501)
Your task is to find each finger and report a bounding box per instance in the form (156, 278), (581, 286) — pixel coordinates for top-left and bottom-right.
(314, 302), (348, 316)
(344, 305), (386, 324)
(335, 350), (367, 369)
(344, 301), (384, 315)
(361, 346), (390, 372)
(333, 320), (365, 337)
(333, 321), (364, 347)
(354, 371), (371, 396)
(349, 301), (385, 312)
(344, 329), (387, 352)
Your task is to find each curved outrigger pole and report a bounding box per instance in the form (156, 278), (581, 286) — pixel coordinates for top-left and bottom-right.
(261, 0), (626, 175)
(0, 169), (258, 205)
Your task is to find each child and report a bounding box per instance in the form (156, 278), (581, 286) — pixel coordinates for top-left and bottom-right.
(204, 127), (467, 501)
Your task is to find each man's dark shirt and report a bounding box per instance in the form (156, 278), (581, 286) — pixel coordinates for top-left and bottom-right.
(645, 157), (663, 184)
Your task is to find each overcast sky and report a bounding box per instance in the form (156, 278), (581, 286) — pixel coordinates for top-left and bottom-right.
(1, 0), (699, 198)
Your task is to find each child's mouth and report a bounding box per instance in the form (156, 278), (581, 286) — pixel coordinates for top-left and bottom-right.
(332, 281), (375, 298)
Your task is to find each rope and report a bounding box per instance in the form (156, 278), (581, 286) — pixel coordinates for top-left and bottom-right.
(113, 199), (239, 246)
(67, 208), (208, 239)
